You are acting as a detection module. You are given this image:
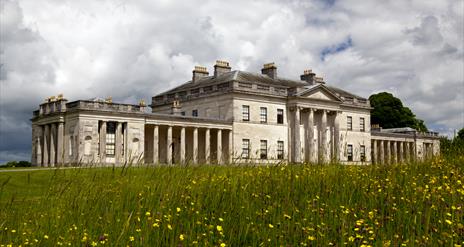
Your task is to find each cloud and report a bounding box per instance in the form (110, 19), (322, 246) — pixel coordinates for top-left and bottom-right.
(0, 0), (463, 162)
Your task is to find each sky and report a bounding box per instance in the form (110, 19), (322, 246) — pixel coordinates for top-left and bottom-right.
(0, 0), (463, 163)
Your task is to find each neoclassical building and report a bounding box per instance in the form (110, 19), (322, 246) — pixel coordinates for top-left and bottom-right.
(31, 61), (440, 166)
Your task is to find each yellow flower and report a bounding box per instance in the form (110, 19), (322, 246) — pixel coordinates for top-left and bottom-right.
(219, 218), (224, 222)
(145, 211), (151, 216)
(11, 230), (16, 233)
(220, 243), (226, 247)
(348, 236), (355, 242)
(44, 235), (49, 239)
(308, 236), (316, 241)
(176, 207), (181, 213)
(216, 225), (223, 232)
(168, 224), (173, 230)
(91, 241), (97, 246)
(152, 223), (159, 228)
(268, 224), (274, 228)
(179, 234), (185, 241)
(129, 236), (134, 242)
(446, 219), (453, 225)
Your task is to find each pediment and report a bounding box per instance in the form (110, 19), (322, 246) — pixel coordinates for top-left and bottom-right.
(299, 85), (341, 102)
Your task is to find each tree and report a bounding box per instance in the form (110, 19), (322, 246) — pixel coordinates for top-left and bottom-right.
(369, 92), (428, 132)
(457, 128), (464, 140)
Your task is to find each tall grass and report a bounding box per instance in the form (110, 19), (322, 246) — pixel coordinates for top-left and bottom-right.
(0, 157), (463, 246)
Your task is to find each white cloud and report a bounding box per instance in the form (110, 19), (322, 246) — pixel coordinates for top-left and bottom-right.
(0, 0), (463, 162)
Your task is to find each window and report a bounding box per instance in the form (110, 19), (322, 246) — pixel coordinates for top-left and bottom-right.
(191, 88), (200, 95)
(260, 140), (267, 159)
(242, 105), (250, 121)
(260, 107), (267, 123)
(181, 111), (186, 116)
(192, 109), (198, 117)
(106, 122), (116, 156)
(360, 117), (365, 132)
(277, 109), (284, 124)
(360, 145), (366, 162)
(347, 116), (352, 130)
(203, 86), (213, 92)
(242, 139), (250, 159)
(347, 144), (353, 161)
(69, 136), (73, 156)
(277, 141), (284, 159)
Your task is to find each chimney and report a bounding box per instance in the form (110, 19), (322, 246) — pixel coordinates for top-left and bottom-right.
(300, 69), (317, 84)
(171, 100), (182, 115)
(261, 62), (277, 79)
(214, 60), (231, 77)
(192, 66), (209, 82)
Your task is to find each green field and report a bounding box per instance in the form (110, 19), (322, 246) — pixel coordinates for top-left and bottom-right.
(1, 158), (463, 246)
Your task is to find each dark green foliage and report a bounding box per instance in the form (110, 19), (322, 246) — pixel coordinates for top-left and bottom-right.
(457, 128), (464, 140)
(440, 131), (464, 158)
(369, 92), (428, 131)
(0, 160), (31, 168)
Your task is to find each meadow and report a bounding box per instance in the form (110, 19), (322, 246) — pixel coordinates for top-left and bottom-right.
(0, 157), (463, 246)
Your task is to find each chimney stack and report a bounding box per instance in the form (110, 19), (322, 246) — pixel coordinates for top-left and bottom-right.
(192, 66), (209, 82)
(171, 100), (182, 115)
(300, 69), (317, 84)
(261, 62), (277, 79)
(214, 60), (231, 77)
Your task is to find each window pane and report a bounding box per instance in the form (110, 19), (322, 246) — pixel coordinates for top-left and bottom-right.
(277, 109), (284, 124)
(242, 105), (250, 121)
(260, 107), (267, 123)
(260, 140), (267, 159)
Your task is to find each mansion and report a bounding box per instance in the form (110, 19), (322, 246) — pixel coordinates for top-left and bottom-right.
(31, 61), (440, 166)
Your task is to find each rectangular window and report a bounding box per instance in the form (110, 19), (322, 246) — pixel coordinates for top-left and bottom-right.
(192, 109), (198, 117)
(181, 111), (186, 116)
(260, 140), (267, 159)
(277, 141), (284, 159)
(360, 145), (366, 162)
(260, 107), (267, 123)
(347, 116), (352, 130)
(277, 109), (284, 124)
(347, 144), (353, 161)
(242, 139), (250, 159)
(106, 122), (116, 156)
(360, 117), (365, 132)
(242, 105), (250, 121)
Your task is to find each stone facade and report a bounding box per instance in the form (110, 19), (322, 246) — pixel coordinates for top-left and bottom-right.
(31, 61), (440, 166)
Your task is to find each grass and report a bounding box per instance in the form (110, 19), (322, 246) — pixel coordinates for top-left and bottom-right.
(0, 157), (463, 246)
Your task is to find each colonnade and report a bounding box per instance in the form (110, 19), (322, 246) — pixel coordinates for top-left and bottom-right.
(371, 139), (435, 164)
(34, 122), (64, 167)
(291, 107), (340, 163)
(149, 125), (233, 165)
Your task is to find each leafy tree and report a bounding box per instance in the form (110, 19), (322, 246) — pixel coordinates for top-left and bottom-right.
(369, 92), (428, 132)
(457, 128), (464, 140)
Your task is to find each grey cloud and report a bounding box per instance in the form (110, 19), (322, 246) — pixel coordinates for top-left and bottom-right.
(406, 15), (443, 46)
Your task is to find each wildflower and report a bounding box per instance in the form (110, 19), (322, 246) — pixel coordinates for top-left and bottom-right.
(176, 207), (181, 213)
(308, 236), (316, 241)
(220, 243), (226, 247)
(145, 211), (151, 216)
(11, 230), (16, 233)
(152, 223), (159, 228)
(445, 219), (452, 225)
(179, 234), (185, 241)
(44, 235), (49, 239)
(219, 217), (224, 222)
(268, 224), (274, 228)
(348, 236), (355, 242)
(129, 236), (134, 242)
(91, 241), (97, 246)
(168, 224), (173, 230)
(216, 225), (223, 232)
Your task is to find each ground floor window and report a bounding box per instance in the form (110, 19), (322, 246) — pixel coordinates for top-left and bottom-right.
(260, 140), (267, 159)
(106, 122), (116, 156)
(277, 141), (284, 159)
(242, 139), (250, 159)
(347, 144), (353, 161)
(360, 145), (366, 162)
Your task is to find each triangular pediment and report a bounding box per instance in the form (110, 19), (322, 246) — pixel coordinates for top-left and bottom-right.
(299, 85), (342, 102)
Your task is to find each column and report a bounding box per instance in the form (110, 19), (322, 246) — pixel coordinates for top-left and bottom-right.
(379, 140), (384, 164)
(166, 126), (172, 164)
(115, 122), (122, 164)
(334, 111), (340, 161)
(386, 140), (391, 164)
(228, 130), (233, 164)
(191, 128), (198, 164)
(399, 142), (404, 163)
(405, 142), (411, 163)
(49, 123), (56, 167)
(99, 121), (107, 163)
(305, 108), (314, 163)
(43, 125), (49, 166)
(153, 125), (159, 164)
(56, 122), (64, 165)
(217, 129), (222, 164)
(321, 110), (327, 163)
(373, 140), (378, 164)
(180, 127), (186, 163)
(293, 107), (301, 163)
(392, 141), (397, 164)
(205, 128), (210, 164)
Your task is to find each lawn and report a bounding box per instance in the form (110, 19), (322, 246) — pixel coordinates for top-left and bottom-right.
(0, 158), (463, 246)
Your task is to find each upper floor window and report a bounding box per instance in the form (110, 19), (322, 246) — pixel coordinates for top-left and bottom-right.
(347, 144), (353, 161)
(277, 141), (284, 159)
(277, 109), (284, 124)
(260, 107), (267, 123)
(360, 117), (365, 132)
(347, 116), (352, 130)
(192, 109), (198, 117)
(360, 145), (366, 162)
(242, 105), (250, 121)
(242, 139), (250, 159)
(260, 140), (267, 159)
